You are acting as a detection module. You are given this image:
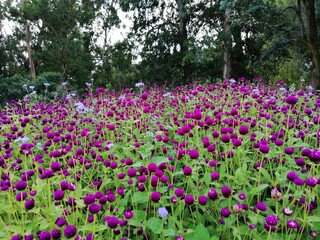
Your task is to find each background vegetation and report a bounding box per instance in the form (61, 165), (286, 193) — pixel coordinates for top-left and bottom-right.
(0, 0), (319, 101)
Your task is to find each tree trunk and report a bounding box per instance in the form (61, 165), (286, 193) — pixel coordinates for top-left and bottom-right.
(25, 21), (36, 80)
(302, 0), (320, 90)
(176, 0), (190, 84)
(223, 7), (231, 80)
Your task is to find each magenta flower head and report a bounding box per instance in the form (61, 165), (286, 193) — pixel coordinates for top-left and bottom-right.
(220, 207), (231, 217)
(287, 220), (299, 229)
(208, 188), (218, 200)
(286, 95), (298, 105)
(287, 171), (298, 181)
(39, 232), (51, 240)
(221, 186), (232, 197)
(174, 188), (185, 198)
(239, 125), (249, 135)
(84, 194), (96, 205)
(25, 198), (35, 210)
(211, 172), (220, 181)
(53, 190), (64, 201)
(306, 176), (317, 187)
(188, 149), (199, 159)
(15, 181), (27, 191)
(184, 194), (194, 205)
(265, 215), (279, 226)
(255, 202), (267, 212)
(198, 195), (208, 205)
(259, 144), (270, 154)
(89, 203), (102, 214)
(55, 217), (67, 227)
(183, 166), (192, 176)
(150, 191), (161, 202)
(107, 216), (118, 228)
(64, 225), (77, 239)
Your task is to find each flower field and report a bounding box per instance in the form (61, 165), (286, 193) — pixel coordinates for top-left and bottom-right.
(0, 79), (320, 240)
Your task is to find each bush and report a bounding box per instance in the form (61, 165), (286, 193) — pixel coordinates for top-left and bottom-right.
(0, 75), (27, 106)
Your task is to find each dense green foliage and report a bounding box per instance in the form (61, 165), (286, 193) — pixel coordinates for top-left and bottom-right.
(0, 0), (319, 98)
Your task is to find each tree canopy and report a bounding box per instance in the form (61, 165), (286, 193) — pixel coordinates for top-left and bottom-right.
(0, 0), (319, 90)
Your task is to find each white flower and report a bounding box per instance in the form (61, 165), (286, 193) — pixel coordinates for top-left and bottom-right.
(118, 95), (126, 101)
(146, 131), (154, 137)
(85, 82), (92, 87)
(289, 86), (295, 92)
(44, 82), (50, 87)
(158, 207), (169, 218)
(163, 92), (172, 97)
(30, 91), (37, 95)
(229, 78), (236, 83)
(252, 89), (260, 94)
(135, 82), (145, 88)
(301, 79), (305, 83)
(14, 136), (30, 143)
(36, 142), (43, 147)
(107, 143), (114, 149)
(29, 86), (35, 90)
(23, 84), (28, 88)
(74, 102), (88, 113)
(279, 87), (287, 93)
(307, 86), (314, 91)
(62, 82), (67, 86)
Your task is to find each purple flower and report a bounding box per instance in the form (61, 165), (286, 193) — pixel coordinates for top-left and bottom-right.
(255, 202), (267, 212)
(16, 192), (27, 201)
(127, 168), (136, 177)
(198, 195), (208, 205)
(55, 217), (67, 227)
(293, 178), (304, 186)
(286, 95), (298, 105)
(107, 216), (118, 228)
(51, 229), (61, 240)
(184, 195), (194, 205)
(220, 208), (231, 217)
(287, 171), (298, 181)
(15, 181), (27, 191)
(183, 166), (192, 176)
(11, 235), (21, 240)
(287, 220), (299, 229)
(39, 232), (51, 240)
(84, 194), (96, 205)
(89, 203), (102, 214)
(211, 172), (220, 181)
(64, 225), (77, 239)
(282, 207), (293, 216)
(188, 149), (199, 159)
(265, 215), (279, 226)
(25, 198), (35, 210)
(53, 190), (64, 201)
(259, 144), (270, 154)
(239, 125), (249, 135)
(306, 176), (317, 187)
(124, 211), (134, 219)
(221, 186), (232, 198)
(208, 189), (218, 200)
(238, 193), (246, 200)
(174, 188), (185, 198)
(158, 207), (169, 217)
(150, 191), (161, 202)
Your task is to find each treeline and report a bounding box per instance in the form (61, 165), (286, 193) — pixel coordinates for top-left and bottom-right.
(0, 0), (319, 95)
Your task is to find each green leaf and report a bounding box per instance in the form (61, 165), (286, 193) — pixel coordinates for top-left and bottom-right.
(185, 223), (210, 240)
(146, 217), (163, 234)
(132, 191), (148, 203)
(163, 228), (175, 237)
(133, 210), (147, 222)
(249, 184), (269, 194)
(151, 156), (170, 165)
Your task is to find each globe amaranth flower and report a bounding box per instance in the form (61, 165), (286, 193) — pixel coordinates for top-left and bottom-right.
(183, 166), (192, 176)
(39, 232), (51, 240)
(55, 217), (67, 227)
(221, 186), (232, 198)
(286, 95), (298, 105)
(124, 210), (134, 219)
(287, 220), (299, 229)
(107, 216), (118, 228)
(259, 144), (270, 154)
(255, 202), (267, 212)
(84, 194), (96, 205)
(53, 189), (64, 201)
(208, 189), (218, 200)
(25, 198), (35, 210)
(64, 225), (77, 239)
(287, 171), (298, 181)
(174, 188), (185, 198)
(211, 172), (220, 181)
(282, 207), (293, 216)
(150, 191), (161, 202)
(198, 195), (208, 205)
(238, 193), (246, 200)
(188, 149), (199, 159)
(220, 208), (231, 217)
(158, 207), (169, 218)
(271, 188), (282, 200)
(306, 176), (317, 187)
(15, 180), (27, 191)
(184, 195), (194, 205)
(89, 203), (102, 214)
(265, 215), (279, 226)
(51, 229), (61, 240)
(239, 125), (249, 135)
